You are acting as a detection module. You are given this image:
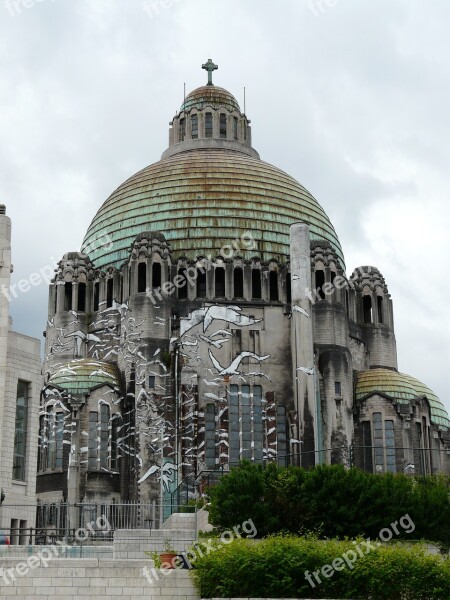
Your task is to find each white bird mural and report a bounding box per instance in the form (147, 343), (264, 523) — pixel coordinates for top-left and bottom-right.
(180, 305), (262, 336)
(291, 305), (310, 318)
(209, 349), (270, 375)
(66, 330), (101, 355)
(138, 462), (177, 492)
(296, 366), (314, 376)
(198, 333), (230, 349)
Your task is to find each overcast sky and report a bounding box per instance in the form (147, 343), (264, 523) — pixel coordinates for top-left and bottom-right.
(1, 0), (449, 415)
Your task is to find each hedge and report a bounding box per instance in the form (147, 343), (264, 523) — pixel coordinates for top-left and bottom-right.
(207, 462), (450, 549)
(192, 535), (450, 599)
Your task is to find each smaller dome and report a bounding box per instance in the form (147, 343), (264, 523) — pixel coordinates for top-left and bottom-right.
(48, 359), (121, 396)
(180, 85), (241, 113)
(356, 368), (449, 429)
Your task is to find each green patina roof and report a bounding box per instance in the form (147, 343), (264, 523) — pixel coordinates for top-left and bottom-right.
(48, 359), (121, 396)
(356, 368), (450, 429)
(82, 149), (345, 269)
(180, 85), (240, 113)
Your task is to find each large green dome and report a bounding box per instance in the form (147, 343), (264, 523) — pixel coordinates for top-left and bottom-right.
(82, 149), (345, 269)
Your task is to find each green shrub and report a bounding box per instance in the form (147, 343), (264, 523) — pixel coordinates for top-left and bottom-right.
(192, 535), (450, 599)
(207, 462), (450, 548)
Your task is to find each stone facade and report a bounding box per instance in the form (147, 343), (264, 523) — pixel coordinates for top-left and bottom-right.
(36, 65), (450, 514)
(0, 206), (41, 538)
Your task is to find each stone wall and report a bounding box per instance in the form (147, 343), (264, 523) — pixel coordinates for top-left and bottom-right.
(0, 557), (198, 599)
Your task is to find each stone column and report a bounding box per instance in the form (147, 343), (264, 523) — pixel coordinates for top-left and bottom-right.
(0, 208), (11, 494)
(290, 223), (316, 467)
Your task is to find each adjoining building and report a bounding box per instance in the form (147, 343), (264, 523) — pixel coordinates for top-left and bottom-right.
(37, 62), (450, 517)
(0, 205), (41, 542)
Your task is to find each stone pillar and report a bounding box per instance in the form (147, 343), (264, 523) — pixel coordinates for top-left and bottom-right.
(290, 223), (316, 467)
(0, 207), (11, 479)
(56, 281), (64, 313)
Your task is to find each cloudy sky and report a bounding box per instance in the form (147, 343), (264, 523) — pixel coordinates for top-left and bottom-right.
(1, 0), (449, 415)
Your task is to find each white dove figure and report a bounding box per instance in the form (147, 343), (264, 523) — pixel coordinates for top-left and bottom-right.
(296, 366), (314, 376)
(291, 305), (310, 318)
(198, 333), (230, 349)
(66, 330), (101, 355)
(203, 305), (262, 332)
(209, 349), (270, 375)
(138, 462), (177, 492)
(180, 305), (262, 336)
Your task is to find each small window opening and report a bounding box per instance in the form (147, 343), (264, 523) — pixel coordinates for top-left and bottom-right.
(286, 272), (292, 303)
(179, 118), (186, 142)
(106, 278), (113, 308)
(178, 268), (188, 299)
(233, 267), (244, 298)
(335, 381), (342, 397)
(138, 263), (147, 293)
(197, 268), (207, 298)
(152, 263), (162, 289)
(233, 117), (238, 140)
(205, 113), (213, 138)
(93, 282), (99, 311)
(315, 270), (326, 300)
(191, 114), (198, 139)
(64, 282), (72, 311)
(269, 271), (279, 301)
(215, 267), (226, 297)
(220, 114), (227, 138)
(363, 295), (373, 323)
(377, 296), (383, 324)
(77, 283), (86, 312)
(251, 269), (261, 299)
(149, 375), (156, 389)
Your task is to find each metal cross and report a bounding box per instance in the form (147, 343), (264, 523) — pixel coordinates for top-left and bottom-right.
(202, 59), (218, 85)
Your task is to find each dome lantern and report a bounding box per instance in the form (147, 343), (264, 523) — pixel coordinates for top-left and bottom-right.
(164, 60), (256, 159)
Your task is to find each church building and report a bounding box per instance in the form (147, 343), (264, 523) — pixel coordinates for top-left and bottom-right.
(37, 61), (450, 514)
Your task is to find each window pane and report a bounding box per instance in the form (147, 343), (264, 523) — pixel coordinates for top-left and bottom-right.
(205, 113), (213, 138)
(13, 382), (28, 481)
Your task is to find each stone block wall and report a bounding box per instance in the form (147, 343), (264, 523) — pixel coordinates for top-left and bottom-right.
(0, 558), (198, 599)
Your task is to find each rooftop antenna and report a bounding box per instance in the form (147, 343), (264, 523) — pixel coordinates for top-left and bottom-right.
(244, 86), (246, 115)
(184, 82), (186, 106)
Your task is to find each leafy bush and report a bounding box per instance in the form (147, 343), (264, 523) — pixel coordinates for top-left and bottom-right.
(192, 535), (450, 599)
(207, 462), (450, 548)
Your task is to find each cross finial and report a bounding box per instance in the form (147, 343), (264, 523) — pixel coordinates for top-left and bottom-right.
(202, 59), (218, 86)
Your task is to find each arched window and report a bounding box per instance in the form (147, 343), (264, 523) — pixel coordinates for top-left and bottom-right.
(152, 263), (162, 289)
(233, 267), (244, 298)
(377, 296), (383, 324)
(77, 282), (86, 312)
(177, 268), (188, 299)
(251, 269), (261, 299)
(100, 404), (110, 469)
(64, 282), (72, 311)
(286, 272), (291, 303)
(93, 282), (99, 311)
(269, 271), (279, 301)
(363, 295), (372, 323)
(220, 114), (227, 138)
(179, 118), (186, 142)
(205, 113), (213, 138)
(191, 114), (198, 139)
(315, 270), (326, 300)
(197, 268), (207, 298)
(215, 267), (225, 297)
(106, 278), (113, 308)
(138, 263), (147, 293)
